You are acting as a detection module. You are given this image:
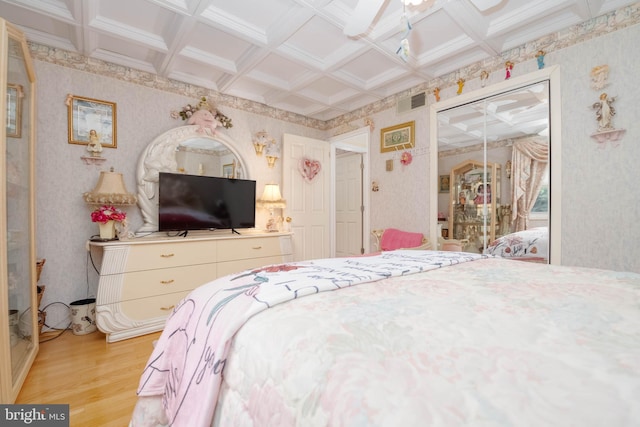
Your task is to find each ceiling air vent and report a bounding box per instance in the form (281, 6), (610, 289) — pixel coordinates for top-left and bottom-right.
(397, 91), (426, 114)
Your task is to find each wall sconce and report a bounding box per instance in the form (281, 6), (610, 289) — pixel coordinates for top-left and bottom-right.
(83, 167), (137, 205)
(256, 184), (286, 231)
(505, 160), (512, 179)
(253, 130), (273, 156)
(265, 138), (281, 168)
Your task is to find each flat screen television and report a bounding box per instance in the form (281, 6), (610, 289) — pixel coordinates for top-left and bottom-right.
(158, 172), (256, 233)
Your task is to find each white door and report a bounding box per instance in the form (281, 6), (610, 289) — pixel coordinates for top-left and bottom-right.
(282, 134), (331, 262)
(335, 152), (363, 256)
(330, 127), (370, 257)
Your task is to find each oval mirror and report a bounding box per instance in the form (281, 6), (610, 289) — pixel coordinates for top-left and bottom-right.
(135, 125), (249, 233)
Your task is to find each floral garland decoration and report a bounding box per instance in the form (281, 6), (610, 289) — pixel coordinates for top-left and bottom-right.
(170, 96), (233, 129)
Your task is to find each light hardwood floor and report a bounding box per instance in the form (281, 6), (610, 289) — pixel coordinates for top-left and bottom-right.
(16, 329), (161, 427)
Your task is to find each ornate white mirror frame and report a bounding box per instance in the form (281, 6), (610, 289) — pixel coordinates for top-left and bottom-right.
(135, 125), (250, 233)
(429, 66), (562, 264)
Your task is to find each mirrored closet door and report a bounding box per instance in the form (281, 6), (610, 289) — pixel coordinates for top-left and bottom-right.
(429, 67), (562, 264)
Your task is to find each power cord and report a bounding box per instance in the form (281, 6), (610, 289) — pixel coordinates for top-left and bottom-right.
(39, 301), (71, 343)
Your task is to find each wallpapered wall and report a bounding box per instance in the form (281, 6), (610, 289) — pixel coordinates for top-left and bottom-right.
(365, 20), (640, 274)
(33, 10), (640, 327)
(34, 62), (324, 325)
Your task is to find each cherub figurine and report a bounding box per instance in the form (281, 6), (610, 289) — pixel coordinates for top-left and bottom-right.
(480, 70), (489, 87)
(187, 109), (221, 134)
(433, 87), (440, 102)
(536, 50), (545, 69)
(505, 61), (514, 79)
(592, 93), (616, 130)
(590, 65), (609, 91)
(86, 129), (102, 157)
(456, 78), (465, 95)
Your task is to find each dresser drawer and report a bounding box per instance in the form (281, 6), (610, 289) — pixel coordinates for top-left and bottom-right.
(119, 291), (191, 322)
(217, 255), (286, 277)
(118, 263), (217, 302)
(123, 240), (217, 272)
(217, 236), (285, 262)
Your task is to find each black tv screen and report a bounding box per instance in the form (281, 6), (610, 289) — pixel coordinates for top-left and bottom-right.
(159, 172), (256, 232)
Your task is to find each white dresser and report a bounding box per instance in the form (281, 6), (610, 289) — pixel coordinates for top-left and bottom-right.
(88, 232), (293, 342)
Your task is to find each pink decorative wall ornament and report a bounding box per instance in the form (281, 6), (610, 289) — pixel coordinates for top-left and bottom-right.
(400, 151), (413, 165)
(298, 158), (322, 182)
(187, 109), (221, 134)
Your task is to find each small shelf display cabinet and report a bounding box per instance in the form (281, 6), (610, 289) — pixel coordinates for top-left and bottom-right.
(0, 18), (38, 403)
(448, 160), (501, 253)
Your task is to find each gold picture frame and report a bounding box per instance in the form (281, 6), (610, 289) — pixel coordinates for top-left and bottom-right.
(6, 84), (22, 138)
(439, 174), (450, 193)
(67, 94), (117, 148)
(222, 162), (236, 178)
(380, 121), (415, 153)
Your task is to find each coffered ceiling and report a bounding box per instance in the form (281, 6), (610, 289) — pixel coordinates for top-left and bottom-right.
(0, 0), (635, 121)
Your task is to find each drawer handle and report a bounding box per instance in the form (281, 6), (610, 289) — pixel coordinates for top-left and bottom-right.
(160, 279), (175, 285)
(160, 253), (175, 258)
(252, 246), (262, 250)
(160, 305), (175, 311)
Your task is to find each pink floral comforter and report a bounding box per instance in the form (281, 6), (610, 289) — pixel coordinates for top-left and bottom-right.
(132, 251), (640, 427)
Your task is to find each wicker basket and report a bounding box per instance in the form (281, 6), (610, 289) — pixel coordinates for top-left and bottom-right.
(37, 285), (45, 310)
(38, 310), (46, 336)
(36, 258), (45, 282)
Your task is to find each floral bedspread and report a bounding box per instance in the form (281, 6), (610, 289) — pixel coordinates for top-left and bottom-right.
(132, 250), (483, 426)
(209, 258), (640, 427)
(484, 226), (548, 259)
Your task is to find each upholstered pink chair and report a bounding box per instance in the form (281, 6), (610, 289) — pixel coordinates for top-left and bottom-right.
(372, 228), (431, 252)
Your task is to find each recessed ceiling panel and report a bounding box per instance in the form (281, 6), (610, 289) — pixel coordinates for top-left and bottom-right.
(338, 48), (402, 86)
(182, 22), (254, 66)
(248, 53), (313, 89)
(0, 0), (634, 121)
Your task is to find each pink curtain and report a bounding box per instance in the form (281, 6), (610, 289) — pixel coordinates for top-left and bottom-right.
(510, 139), (548, 231)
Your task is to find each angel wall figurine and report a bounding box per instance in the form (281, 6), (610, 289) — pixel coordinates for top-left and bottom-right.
(590, 65), (609, 91)
(480, 70), (489, 87)
(505, 61), (514, 79)
(536, 50), (545, 69)
(592, 93), (616, 130)
(456, 78), (465, 95)
(86, 129), (103, 157)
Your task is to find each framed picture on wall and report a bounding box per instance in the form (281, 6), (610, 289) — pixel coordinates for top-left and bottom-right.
(67, 94), (117, 148)
(6, 84), (23, 138)
(439, 175), (450, 193)
(380, 121), (415, 153)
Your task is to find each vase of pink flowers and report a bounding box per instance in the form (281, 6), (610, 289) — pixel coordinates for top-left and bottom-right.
(91, 205), (126, 240)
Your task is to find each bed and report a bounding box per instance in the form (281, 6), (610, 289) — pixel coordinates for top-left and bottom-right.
(483, 226), (548, 262)
(131, 250), (640, 427)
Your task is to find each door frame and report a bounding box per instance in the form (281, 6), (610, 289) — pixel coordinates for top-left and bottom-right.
(329, 127), (370, 257)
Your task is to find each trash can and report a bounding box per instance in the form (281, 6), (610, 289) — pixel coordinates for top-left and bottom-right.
(70, 298), (97, 335)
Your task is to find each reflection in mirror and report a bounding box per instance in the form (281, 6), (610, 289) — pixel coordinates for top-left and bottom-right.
(176, 137), (243, 179)
(135, 126), (249, 233)
(430, 67), (561, 264)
